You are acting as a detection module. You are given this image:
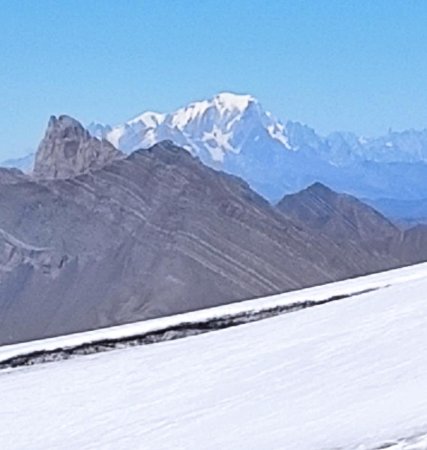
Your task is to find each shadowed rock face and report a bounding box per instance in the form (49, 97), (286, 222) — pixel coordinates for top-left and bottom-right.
(277, 182), (427, 264)
(33, 115), (122, 179)
(277, 182), (399, 243)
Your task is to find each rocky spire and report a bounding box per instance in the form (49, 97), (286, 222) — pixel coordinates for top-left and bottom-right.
(33, 115), (122, 179)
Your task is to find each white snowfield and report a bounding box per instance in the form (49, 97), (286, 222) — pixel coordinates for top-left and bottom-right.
(1, 263), (427, 449)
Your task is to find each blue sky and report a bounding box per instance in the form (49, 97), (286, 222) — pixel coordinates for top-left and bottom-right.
(1, 0), (427, 159)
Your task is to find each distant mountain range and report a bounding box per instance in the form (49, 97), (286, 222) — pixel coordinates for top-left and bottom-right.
(85, 92), (427, 213)
(0, 115), (426, 345)
(3, 93), (427, 224)
(87, 92), (427, 167)
(0, 152), (35, 173)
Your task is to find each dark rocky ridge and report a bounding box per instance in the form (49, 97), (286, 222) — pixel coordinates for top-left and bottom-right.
(277, 182), (399, 242)
(277, 182), (427, 264)
(0, 116), (425, 345)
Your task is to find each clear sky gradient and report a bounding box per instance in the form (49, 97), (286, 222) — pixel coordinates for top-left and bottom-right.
(1, 0), (427, 159)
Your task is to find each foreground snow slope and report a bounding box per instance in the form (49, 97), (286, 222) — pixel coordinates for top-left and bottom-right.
(1, 263), (427, 449)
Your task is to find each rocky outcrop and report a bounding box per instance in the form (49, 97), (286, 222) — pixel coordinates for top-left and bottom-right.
(33, 115), (122, 179)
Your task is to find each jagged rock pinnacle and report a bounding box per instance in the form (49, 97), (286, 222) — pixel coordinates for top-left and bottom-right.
(33, 115), (122, 179)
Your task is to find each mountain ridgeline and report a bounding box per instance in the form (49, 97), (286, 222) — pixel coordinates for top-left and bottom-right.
(3, 93), (427, 224)
(85, 92), (427, 224)
(0, 115), (425, 345)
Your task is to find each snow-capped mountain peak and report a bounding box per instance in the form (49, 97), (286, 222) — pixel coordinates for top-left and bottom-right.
(128, 111), (165, 128)
(213, 92), (256, 111)
(161, 92), (292, 162)
(87, 92), (292, 165)
(168, 99), (211, 131)
(167, 92), (257, 131)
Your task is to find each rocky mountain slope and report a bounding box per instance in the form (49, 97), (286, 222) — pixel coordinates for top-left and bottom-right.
(398, 225), (427, 262)
(277, 182), (399, 242)
(0, 167), (28, 185)
(278, 183), (427, 265)
(0, 116), (418, 345)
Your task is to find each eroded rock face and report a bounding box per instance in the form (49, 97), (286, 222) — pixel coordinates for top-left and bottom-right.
(33, 115), (122, 179)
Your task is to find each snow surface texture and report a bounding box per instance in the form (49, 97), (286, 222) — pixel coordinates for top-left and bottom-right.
(1, 263), (427, 449)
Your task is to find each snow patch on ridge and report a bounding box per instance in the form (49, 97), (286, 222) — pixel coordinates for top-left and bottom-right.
(213, 92), (255, 111)
(128, 111), (165, 127)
